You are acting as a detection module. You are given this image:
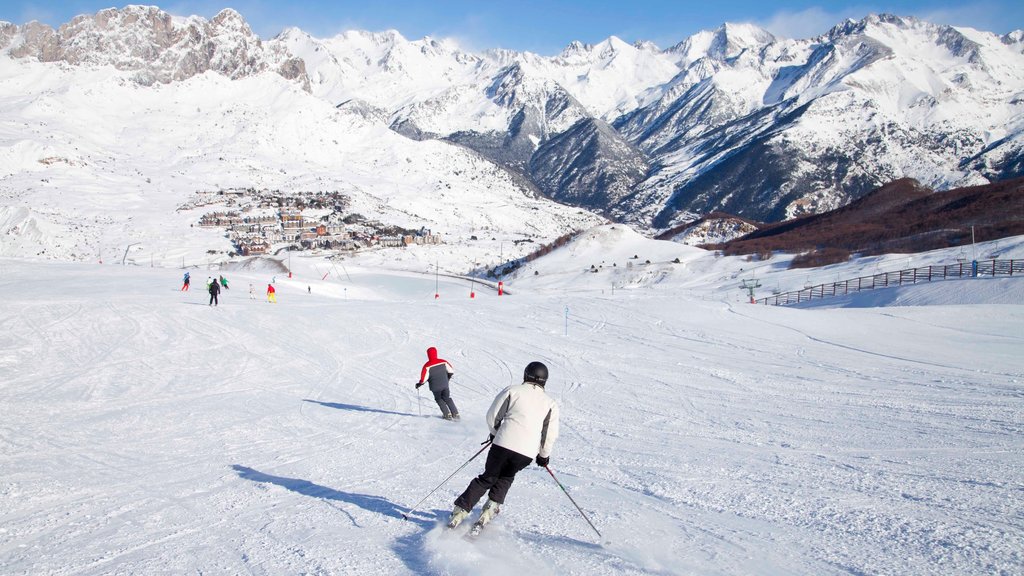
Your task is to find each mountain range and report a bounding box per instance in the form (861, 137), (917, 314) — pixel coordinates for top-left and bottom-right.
(1, 6), (1022, 262)
(682, 176), (1024, 261)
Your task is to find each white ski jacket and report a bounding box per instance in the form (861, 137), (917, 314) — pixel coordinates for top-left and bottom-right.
(487, 382), (560, 459)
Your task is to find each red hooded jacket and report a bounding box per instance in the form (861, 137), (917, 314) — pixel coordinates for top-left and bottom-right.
(418, 347), (454, 391)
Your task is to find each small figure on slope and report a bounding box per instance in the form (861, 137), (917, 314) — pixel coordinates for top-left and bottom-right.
(208, 275), (221, 306)
(219, 275), (230, 290)
(249, 282), (256, 300)
(448, 361), (559, 534)
(416, 347), (459, 420)
(181, 272), (190, 291)
(266, 283), (276, 303)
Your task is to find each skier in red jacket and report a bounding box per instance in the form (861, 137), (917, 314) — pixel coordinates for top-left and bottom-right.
(416, 347), (459, 420)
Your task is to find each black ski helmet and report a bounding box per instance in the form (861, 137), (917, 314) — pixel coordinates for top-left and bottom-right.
(524, 361), (548, 386)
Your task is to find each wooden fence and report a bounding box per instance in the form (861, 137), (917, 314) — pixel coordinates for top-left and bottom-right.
(757, 259), (1024, 306)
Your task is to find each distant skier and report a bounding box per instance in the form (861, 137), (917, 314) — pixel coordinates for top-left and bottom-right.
(206, 276), (214, 290)
(266, 283), (276, 303)
(415, 347), (459, 420)
(448, 361), (559, 533)
(181, 272), (190, 291)
(219, 275), (230, 290)
(208, 275), (221, 306)
(249, 283), (256, 300)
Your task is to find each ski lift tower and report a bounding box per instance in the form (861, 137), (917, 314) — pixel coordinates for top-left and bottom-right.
(740, 277), (761, 304)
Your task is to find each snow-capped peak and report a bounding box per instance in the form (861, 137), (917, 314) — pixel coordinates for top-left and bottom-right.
(1001, 29), (1024, 52)
(555, 36), (643, 64)
(633, 39), (660, 52)
(0, 5), (309, 88)
(669, 22), (776, 63)
(210, 7), (252, 34)
(557, 39), (590, 59)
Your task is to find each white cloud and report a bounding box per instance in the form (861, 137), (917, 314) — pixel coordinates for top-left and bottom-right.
(914, 2), (1019, 34)
(756, 6), (871, 40)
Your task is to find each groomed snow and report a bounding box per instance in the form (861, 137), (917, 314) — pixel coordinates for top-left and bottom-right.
(1, 231), (1021, 575)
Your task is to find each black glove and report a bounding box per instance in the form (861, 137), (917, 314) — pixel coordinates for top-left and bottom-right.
(415, 382), (424, 389)
(535, 455), (549, 467)
(482, 434), (494, 445)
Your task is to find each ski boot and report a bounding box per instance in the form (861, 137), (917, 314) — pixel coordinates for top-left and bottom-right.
(469, 500), (500, 536)
(447, 506), (470, 529)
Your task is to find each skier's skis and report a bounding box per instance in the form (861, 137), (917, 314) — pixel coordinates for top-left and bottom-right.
(463, 500), (499, 540)
(466, 521), (485, 538)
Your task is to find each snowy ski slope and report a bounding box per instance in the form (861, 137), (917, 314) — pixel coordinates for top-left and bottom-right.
(0, 234), (1022, 575)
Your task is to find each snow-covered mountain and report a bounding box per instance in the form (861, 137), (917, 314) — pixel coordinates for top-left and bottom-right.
(0, 6), (309, 88)
(0, 7), (603, 264)
(1, 6), (1022, 263)
(617, 15), (1024, 227)
(269, 13), (1024, 229)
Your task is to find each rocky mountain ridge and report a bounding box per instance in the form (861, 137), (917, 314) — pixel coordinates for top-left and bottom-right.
(1, 6), (309, 88)
(709, 176), (1024, 259)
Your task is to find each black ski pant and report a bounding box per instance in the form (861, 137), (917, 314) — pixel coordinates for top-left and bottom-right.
(431, 388), (458, 417)
(209, 292), (218, 306)
(455, 444), (532, 509)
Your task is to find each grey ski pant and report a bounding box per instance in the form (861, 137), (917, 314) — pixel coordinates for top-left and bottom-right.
(455, 444), (532, 509)
(431, 388), (458, 417)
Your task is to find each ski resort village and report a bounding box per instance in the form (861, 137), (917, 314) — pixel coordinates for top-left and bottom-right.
(1, 3), (1023, 576)
(185, 188), (443, 256)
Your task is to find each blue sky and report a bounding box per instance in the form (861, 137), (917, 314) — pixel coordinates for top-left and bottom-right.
(3, 1), (1022, 53)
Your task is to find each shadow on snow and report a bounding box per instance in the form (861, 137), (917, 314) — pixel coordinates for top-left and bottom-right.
(303, 399), (418, 417)
(231, 464), (443, 575)
(231, 464), (416, 523)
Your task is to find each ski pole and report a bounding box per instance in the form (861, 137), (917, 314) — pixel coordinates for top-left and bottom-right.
(402, 441), (491, 520)
(545, 465), (602, 538)
(417, 387), (422, 416)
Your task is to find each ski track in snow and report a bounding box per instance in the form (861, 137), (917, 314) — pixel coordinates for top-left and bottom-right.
(0, 257), (1022, 575)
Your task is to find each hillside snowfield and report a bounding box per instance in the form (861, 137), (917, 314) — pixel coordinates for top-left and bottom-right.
(0, 54), (601, 264)
(1, 231), (1021, 575)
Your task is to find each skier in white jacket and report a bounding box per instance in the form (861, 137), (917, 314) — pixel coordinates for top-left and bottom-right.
(448, 361), (560, 530)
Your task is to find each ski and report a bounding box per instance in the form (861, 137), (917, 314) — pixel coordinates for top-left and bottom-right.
(467, 521), (484, 538)
(462, 501), (498, 540)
